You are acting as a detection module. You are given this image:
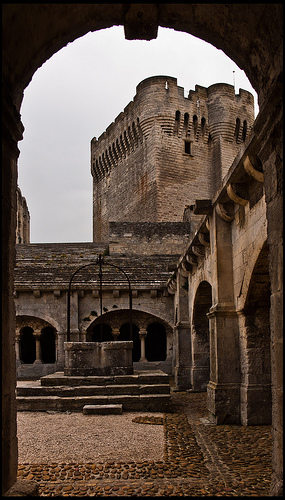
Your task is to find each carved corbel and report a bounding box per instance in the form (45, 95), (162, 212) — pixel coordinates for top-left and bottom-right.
(243, 155), (264, 183)
(198, 232), (210, 246)
(181, 259), (192, 273)
(186, 253), (197, 265)
(216, 202), (235, 222)
(205, 217), (210, 231)
(179, 265), (189, 278)
(226, 183), (248, 206)
(191, 245), (205, 256)
(167, 280), (177, 294)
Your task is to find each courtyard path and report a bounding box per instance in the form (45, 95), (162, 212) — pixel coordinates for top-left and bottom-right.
(14, 391), (272, 496)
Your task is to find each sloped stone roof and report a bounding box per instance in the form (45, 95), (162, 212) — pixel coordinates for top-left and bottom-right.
(14, 243), (179, 291)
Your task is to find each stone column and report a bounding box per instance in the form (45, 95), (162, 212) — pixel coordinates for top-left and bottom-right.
(173, 322), (191, 390)
(112, 328), (120, 341)
(69, 291), (80, 341)
(139, 329), (147, 362)
(207, 207), (241, 424)
(15, 328), (21, 363)
(33, 331), (42, 364)
(256, 86), (283, 496)
(56, 330), (65, 370)
(174, 269), (191, 390)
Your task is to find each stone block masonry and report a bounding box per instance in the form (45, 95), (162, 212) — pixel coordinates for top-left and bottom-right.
(109, 221), (190, 256)
(91, 76), (254, 242)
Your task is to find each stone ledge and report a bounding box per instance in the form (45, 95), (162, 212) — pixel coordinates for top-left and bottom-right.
(83, 404), (123, 415)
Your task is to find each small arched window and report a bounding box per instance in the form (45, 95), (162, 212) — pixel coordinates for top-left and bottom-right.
(174, 110), (181, 134)
(193, 115), (198, 137)
(175, 110), (181, 121)
(201, 117), (206, 136)
(234, 118), (240, 142)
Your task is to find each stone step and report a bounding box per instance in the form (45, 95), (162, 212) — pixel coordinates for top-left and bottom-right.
(16, 383), (170, 397)
(40, 371), (170, 387)
(83, 404), (123, 415)
(16, 393), (172, 412)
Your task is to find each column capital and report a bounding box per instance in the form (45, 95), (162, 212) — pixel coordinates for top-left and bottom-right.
(112, 328), (120, 340)
(207, 303), (237, 317)
(139, 330), (147, 339)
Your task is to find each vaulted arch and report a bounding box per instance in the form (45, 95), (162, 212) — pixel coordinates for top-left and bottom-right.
(239, 242), (271, 425)
(2, 4), (283, 495)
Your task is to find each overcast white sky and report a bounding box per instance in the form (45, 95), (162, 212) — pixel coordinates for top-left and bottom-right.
(18, 26), (258, 243)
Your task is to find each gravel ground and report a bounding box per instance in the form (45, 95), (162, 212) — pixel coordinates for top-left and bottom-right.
(17, 411), (164, 463)
(13, 392), (273, 496)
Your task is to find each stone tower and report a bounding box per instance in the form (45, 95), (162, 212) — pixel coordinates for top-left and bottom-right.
(91, 76), (254, 242)
(16, 187), (30, 244)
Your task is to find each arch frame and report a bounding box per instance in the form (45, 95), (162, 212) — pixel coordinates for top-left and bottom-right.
(2, 4), (283, 496)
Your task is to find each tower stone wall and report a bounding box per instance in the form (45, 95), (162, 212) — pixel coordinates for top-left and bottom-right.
(16, 187), (30, 244)
(91, 76), (254, 241)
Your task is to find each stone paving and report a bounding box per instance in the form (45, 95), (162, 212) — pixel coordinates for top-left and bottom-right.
(16, 391), (272, 496)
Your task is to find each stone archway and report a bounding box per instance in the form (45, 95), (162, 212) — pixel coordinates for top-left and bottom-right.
(19, 327), (36, 364)
(90, 323), (113, 342)
(145, 322), (167, 362)
(239, 242), (271, 425)
(40, 327), (56, 364)
(2, 5), (283, 495)
(119, 323), (141, 362)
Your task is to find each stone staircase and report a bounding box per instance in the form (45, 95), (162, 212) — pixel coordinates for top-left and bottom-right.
(16, 370), (172, 413)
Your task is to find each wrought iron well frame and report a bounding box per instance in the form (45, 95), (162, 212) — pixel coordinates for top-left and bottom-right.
(67, 254), (132, 342)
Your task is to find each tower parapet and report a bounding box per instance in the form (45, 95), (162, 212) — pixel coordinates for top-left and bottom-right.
(91, 76), (254, 242)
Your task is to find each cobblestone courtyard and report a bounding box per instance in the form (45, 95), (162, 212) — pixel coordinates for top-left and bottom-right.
(16, 392), (272, 496)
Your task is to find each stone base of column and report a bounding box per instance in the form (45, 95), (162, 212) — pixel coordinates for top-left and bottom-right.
(4, 478), (39, 497)
(191, 366), (210, 392)
(240, 383), (272, 425)
(174, 364), (191, 391)
(207, 381), (240, 424)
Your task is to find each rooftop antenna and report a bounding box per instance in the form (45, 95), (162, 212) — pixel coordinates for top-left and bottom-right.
(233, 70), (236, 93)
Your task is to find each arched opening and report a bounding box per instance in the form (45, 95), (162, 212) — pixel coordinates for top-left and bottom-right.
(240, 242), (271, 425)
(40, 327), (56, 363)
(145, 323), (167, 362)
(91, 323), (113, 342)
(193, 114), (198, 138)
(19, 327), (36, 364)
(192, 281), (212, 391)
(201, 117), (206, 136)
(2, 5), (283, 496)
(119, 323), (140, 362)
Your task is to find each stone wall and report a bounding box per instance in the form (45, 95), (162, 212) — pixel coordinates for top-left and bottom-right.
(16, 187), (30, 244)
(91, 76), (254, 241)
(109, 221), (190, 256)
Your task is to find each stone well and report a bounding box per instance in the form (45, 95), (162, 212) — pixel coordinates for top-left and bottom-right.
(64, 341), (133, 376)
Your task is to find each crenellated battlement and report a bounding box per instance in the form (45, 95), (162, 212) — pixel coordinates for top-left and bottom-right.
(91, 76), (254, 181)
(91, 76), (254, 241)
